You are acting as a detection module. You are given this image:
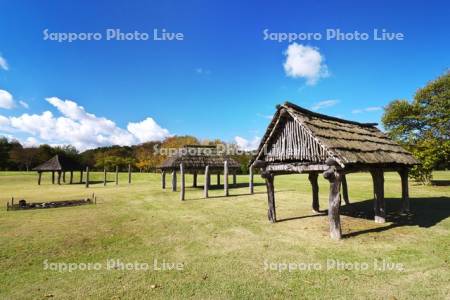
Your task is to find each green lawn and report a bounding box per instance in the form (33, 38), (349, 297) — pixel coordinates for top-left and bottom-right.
(0, 171), (449, 299)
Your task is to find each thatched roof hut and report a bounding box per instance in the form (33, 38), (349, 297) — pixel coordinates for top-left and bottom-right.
(158, 145), (242, 200)
(251, 101), (418, 239)
(33, 155), (83, 185)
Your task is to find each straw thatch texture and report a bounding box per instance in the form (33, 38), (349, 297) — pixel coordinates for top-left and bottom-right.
(33, 155), (82, 171)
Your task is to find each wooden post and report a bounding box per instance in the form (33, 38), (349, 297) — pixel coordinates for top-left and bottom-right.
(249, 165), (254, 194)
(128, 164), (131, 184)
(80, 170), (83, 184)
(308, 172), (320, 213)
(103, 168), (107, 186)
(204, 165), (210, 198)
(69, 171), (73, 184)
(172, 170), (177, 192)
(57, 171), (62, 185)
(161, 170), (166, 189)
(224, 161), (229, 196)
(217, 173), (220, 186)
(85, 166), (90, 188)
(398, 168), (410, 212)
(193, 172), (197, 187)
(180, 163), (185, 201)
(63, 172), (66, 183)
(233, 173), (237, 186)
(52, 171), (55, 184)
(341, 174), (350, 205)
(370, 169), (385, 223)
(115, 166), (119, 185)
(262, 171), (276, 223)
(323, 166), (342, 240)
(38, 171), (42, 185)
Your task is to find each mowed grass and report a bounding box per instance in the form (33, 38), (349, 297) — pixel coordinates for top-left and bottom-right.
(0, 171), (449, 299)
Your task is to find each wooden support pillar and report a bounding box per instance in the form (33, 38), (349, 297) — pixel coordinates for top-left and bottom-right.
(128, 164), (131, 184)
(69, 171), (73, 184)
(38, 172), (42, 185)
(171, 170), (177, 192)
(103, 168), (107, 186)
(204, 165), (210, 198)
(323, 166), (342, 240)
(262, 171), (276, 223)
(398, 168), (410, 212)
(80, 170), (83, 184)
(161, 170), (166, 189)
(249, 165), (254, 194)
(308, 172), (320, 213)
(193, 172), (197, 187)
(57, 171), (62, 185)
(115, 166), (119, 185)
(217, 173), (220, 186)
(52, 171), (55, 184)
(224, 161), (229, 196)
(341, 174), (350, 205)
(85, 166), (90, 188)
(233, 173), (237, 186)
(370, 169), (385, 223)
(180, 163), (185, 201)
(62, 172), (66, 183)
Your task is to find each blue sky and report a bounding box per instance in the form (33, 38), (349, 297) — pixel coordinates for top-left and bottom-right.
(0, 0), (449, 150)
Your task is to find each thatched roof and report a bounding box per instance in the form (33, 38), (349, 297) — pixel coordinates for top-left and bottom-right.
(251, 102), (418, 168)
(33, 155), (83, 171)
(159, 145), (241, 172)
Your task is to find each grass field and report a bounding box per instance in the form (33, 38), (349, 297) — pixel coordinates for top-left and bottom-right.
(0, 170), (449, 299)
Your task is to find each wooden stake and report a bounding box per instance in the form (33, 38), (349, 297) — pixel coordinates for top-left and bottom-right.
(341, 174), (350, 205)
(308, 172), (320, 213)
(57, 171), (62, 185)
(204, 165), (209, 198)
(161, 170), (166, 189)
(370, 169), (385, 223)
(262, 171), (276, 223)
(233, 173), (237, 186)
(85, 166), (90, 188)
(224, 161), (229, 196)
(63, 171), (66, 183)
(115, 166), (119, 185)
(69, 171), (73, 184)
(172, 170), (177, 192)
(180, 163), (185, 201)
(103, 168), (107, 186)
(52, 171), (55, 184)
(323, 167), (342, 240)
(38, 171), (42, 185)
(398, 168), (410, 212)
(128, 164), (131, 184)
(193, 172), (197, 187)
(249, 165), (254, 194)
(217, 173), (220, 186)
(80, 170), (83, 184)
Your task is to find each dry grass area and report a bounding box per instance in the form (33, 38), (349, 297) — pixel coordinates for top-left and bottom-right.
(0, 171), (449, 299)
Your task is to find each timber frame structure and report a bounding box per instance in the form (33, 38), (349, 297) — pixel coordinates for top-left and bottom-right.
(33, 155), (84, 185)
(158, 145), (242, 200)
(250, 102), (418, 239)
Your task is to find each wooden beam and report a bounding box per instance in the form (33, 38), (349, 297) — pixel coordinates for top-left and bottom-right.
(224, 161), (229, 196)
(85, 166), (90, 188)
(398, 168), (410, 212)
(38, 171), (42, 185)
(217, 173), (220, 186)
(69, 171), (73, 184)
(62, 172), (66, 183)
(262, 171), (276, 223)
(52, 171), (55, 184)
(180, 163), (185, 201)
(249, 165), (254, 194)
(341, 174), (350, 205)
(370, 169), (385, 223)
(115, 166), (119, 185)
(172, 170), (177, 192)
(204, 165), (209, 198)
(103, 168), (107, 186)
(193, 172), (197, 187)
(161, 170), (166, 189)
(57, 171), (62, 185)
(308, 172), (320, 213)
(323, 166), (342, 240)
(128, 164), (131, 184)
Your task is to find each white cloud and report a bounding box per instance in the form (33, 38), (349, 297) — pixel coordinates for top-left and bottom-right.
(0, 89), (15, 109)
(0, 97), (171, 150)
(234, 136), (260, 151)
(127, 117), (171, 143)
(311, 99), (339, 111)
(283, 43), (329, 85)
(19, 100), (29, 109)
(0, 55), (8, 71)
(352, 106), (382, 114)
(23, 137), (39, 147)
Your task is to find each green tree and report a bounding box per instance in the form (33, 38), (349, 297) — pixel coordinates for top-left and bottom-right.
(382, 71), (450, 183)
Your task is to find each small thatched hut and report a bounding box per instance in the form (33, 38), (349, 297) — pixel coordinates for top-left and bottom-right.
(33, 155), (83, 185)
(158, 145), (241, 199)
(250, 101), (418, 239)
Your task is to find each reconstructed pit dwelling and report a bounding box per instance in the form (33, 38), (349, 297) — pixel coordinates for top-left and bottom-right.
(250, 102), (418, 239)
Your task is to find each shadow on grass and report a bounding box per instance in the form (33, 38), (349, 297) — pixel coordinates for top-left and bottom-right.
(431, 180), (450, 186)
(339, 197), (450, 238)
(188, 182), (265, 190)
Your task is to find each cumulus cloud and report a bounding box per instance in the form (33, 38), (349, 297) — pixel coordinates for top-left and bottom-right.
(0, 55), (8, 71)
(311, 99), (339, 111)
(0, 97), (171, 150)
(0, 89), (15, 109)
(352, 106), (382, 114)
(234, 136), (260, 151)
(283, 43), (329, 85)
